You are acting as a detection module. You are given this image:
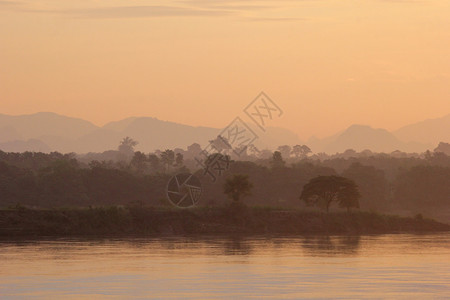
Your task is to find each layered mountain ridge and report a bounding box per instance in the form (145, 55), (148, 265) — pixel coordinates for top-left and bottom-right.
(0, 112), (448, 154)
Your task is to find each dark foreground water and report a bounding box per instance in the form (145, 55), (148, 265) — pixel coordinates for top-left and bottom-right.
(1, 234), (449, 299)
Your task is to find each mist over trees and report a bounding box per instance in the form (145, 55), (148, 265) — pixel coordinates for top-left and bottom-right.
(0, 136), (449, 221)
(434, 142), (450, 156)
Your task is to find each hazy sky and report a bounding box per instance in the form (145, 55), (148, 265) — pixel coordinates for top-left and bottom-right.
(1, 0), (449, 139)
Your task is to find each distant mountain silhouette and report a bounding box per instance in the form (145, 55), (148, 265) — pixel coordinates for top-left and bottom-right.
(393, 114), (450, 146)
(2, 111), (447, 154)
(88, 117), (303, 153)
(256, 126), (303, 150)
(0, 126), (23, 143)
(102, 117), (139, 131)
(0, 139), (51, 153)
(81, 117), (219, 153)
(309, 124), (430, 153)
(0, 112), (97, 140)
(0, 113), (302, 153)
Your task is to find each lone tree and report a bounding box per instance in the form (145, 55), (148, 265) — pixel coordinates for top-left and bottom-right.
(118, 137), (138, 154)
(223, 174), (253, 202)
(117, 137), (138, 162)
(300, 175), (360, 212)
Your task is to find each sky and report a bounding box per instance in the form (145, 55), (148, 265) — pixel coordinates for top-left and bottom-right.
(1, 0), (450, 140)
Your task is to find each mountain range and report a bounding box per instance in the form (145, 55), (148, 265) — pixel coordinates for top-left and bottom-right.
(0, 112), (449, 154)
(0, 112), (302, 154)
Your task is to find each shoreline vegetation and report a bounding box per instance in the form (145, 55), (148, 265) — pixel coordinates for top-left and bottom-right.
(2, 149), (450, 223)
(1, 205), (448, 238)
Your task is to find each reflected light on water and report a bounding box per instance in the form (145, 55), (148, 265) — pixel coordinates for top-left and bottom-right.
(0, 233), (449, 299)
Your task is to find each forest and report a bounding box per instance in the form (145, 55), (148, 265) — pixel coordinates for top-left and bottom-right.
(0, 138), (449, 222)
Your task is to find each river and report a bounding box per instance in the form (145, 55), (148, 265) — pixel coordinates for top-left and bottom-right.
(1, 233), (449, 299)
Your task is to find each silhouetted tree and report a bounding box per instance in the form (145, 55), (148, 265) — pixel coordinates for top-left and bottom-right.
(3, 146), (450, 212)
(118, 137), (138, 154)
(300, 175), (360, 212)
(258, 149), (273, 159)
(342, 162), (388, 211)
(175, 153), (184, 167)
(277, 145), (291, 158)
(291, 145), (312, 159)
(223, 174), (253, 202)
(37, 159), (88, 206)
(341, 149), (357, 159)
(360, 149), (373, 157)
(271, 151), (285, 168)
(117, 137), (138, 162)
(130, 151), (148, 174)
(148, 154), (162, 173)
(160, 149), (175, 172)
(394, 165), (450, 211)
(434, 142), (450, 156)
(186, 143), (202, 159)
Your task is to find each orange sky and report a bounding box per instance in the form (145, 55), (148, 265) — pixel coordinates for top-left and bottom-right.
(1, 0), (449, 139)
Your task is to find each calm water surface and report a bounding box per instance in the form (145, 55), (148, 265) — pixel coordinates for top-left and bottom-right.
(1, 234), (449, 299)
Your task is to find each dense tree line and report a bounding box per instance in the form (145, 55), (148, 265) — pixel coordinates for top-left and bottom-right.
(0, 153), (170, 208)
(0, 145), (449, 216)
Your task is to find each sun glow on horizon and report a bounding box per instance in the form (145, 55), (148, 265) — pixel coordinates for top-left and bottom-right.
(1, 0), (450, 139)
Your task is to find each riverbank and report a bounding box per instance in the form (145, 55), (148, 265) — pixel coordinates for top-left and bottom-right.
(0, 206), (448, 237)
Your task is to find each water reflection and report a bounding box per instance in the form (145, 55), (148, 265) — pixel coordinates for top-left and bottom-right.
(221, 237), (253, 256)
(0, 234), (449, 299)
(143, 236), (254, 256)
(301, 235), (361, 256)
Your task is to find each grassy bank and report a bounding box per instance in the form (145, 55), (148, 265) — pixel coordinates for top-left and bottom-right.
(0, 205), (448, 238)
